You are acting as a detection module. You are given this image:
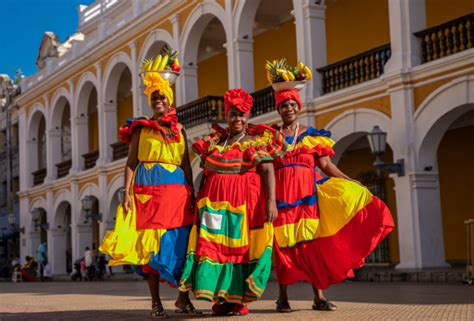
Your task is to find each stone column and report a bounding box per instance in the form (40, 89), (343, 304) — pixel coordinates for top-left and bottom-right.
(233, 39), (255, 92)
(46, 128), (62, 181)
(388, 84), (448, 269)
(293, 0), (327, 100)
(49, 228), (67, 275)
(385, 0), (426, 72)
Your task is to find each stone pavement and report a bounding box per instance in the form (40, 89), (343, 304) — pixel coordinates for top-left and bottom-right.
(0, 280), (473, 320)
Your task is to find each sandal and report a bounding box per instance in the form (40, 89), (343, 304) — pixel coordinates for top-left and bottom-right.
(276, 300), (292, 313)
(231, 304), (249, 316)
(312, 299), (337, 311)
(212, 302), (233, 316)
(175, 302), (202, 315)
(150, 304), (168, 319)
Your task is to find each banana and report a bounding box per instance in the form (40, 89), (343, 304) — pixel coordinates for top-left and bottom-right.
(287, 71), (295, 81)
(158, 54), (169, 70)
(297, 61), (305, 71)
(277, 69), (289, 81)
(303, 66), (312, 80)
(266, 73), (273, 84)
(143, 61), (152, 72)
(174, 57), (180, 67)
(151, 54), (162, 71)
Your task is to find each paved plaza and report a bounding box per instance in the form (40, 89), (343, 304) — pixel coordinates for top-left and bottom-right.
(0, 279), (473, 320)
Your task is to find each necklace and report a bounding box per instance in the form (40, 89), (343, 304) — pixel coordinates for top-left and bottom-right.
(222, 131), (246, 150)
(282, 122), (299, 151)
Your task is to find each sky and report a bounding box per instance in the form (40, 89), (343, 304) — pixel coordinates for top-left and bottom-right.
(0, 0), (96, 80)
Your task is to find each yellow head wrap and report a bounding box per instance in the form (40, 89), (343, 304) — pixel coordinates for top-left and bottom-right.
(143, 72), (174, 107)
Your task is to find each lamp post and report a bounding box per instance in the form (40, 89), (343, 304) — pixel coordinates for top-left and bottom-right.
(117, 187), (125, 204)
(30, 207), (49, 231)
(367, 126), (405, 177)
(8, 213), (24, 234)
(82, 195), (102, 224)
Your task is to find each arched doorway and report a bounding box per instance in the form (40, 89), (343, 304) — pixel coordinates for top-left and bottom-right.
(103, 57), (133, 162)
(181, 7), (229, 103)
(437, 112), (474, 266)
(52, 201), (72, 274)
(237, 0), (296, 91)
(75, 78), (99, 170)
(28, 110), (47, 186)
(50, 96), (72, 179)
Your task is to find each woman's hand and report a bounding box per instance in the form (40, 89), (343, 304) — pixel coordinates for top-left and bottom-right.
(122, 193), (132, 214)
(266, 200), (278, 222)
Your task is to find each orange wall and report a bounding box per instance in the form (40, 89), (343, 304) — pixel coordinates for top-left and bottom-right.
(253, 20), (297, 91)
(197, 52), (229, 97)
(425, 0), (474, 27)
(337, 146), (399, 264)
(88, 111), (99, 152)
(116, 95), (133, 139)
(326, 0), (390, 64)
(438, 125), (474, 262)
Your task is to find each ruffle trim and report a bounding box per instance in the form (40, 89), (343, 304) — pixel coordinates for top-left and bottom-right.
(119, 113), (180, 144)
(275, 126), (335, 158)
(178, 246), (272, 304)
(192, 123), (287, 173)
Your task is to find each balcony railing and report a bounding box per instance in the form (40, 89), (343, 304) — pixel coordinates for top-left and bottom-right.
(82, 150), (99, 170)
(176, 96), (224, 128)
(318, 44), (391, 94)
(111, 141), (129, 161)
(56, 159), (72, 179)
(78, 0), (120, 27)
(251, 86), (275, 117)
(32, 168), (47, 186)
(414, 13), (474, 64)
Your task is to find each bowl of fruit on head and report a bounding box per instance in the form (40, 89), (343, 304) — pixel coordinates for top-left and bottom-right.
(139, 47), (182, 84)
(266, 58), (313, 91)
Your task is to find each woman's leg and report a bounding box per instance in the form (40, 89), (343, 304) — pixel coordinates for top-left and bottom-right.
(276, 283), (292, 312)
(147, 274), (167, 318)
(175, 290), (201, 315)
(312, 286), (337, 311)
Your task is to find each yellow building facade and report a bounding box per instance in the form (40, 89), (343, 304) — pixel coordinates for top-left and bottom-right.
(15, 0), (474, 274)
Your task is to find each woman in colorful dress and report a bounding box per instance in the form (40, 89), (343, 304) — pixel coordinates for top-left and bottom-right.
(179, 88), (286, 316)
(99, 70), (199, 318)
(272, 88), (395, 313)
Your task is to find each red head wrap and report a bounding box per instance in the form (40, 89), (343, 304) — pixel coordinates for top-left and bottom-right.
(224, 88), (253, 117)
(275, 89), (302, 110)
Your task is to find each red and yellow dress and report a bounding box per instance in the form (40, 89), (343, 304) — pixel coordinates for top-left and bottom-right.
(273, 127), (394, 289)
(179, 124), (285, 303)
(100, 117), (193, 287)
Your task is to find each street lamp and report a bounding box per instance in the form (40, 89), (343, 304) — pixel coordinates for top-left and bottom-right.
(30, 207), (49, 231)
(82, 195), (102, 224)
(367, 126), (405, 177)
(117, 187), (125, 204)
(8, 213), (24, 234)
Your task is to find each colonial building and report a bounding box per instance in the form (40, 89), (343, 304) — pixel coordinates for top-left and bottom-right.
(0, 74), (21, 271)
(14, 0), (474, 275)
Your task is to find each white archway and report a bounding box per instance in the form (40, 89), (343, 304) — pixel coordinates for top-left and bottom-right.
(106, 174), (124, 225)
(27, 106), (48, 186)
(51, 198), (73, 274)
(49, 90), (73, 178)
(74, 74), (100, 170)
(415, 76), (474, 171)
(139, 29), (177, 63)
(180, 2), (231, 103)
(325, 108), (392, 164)
(102, 51), (133, 162)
